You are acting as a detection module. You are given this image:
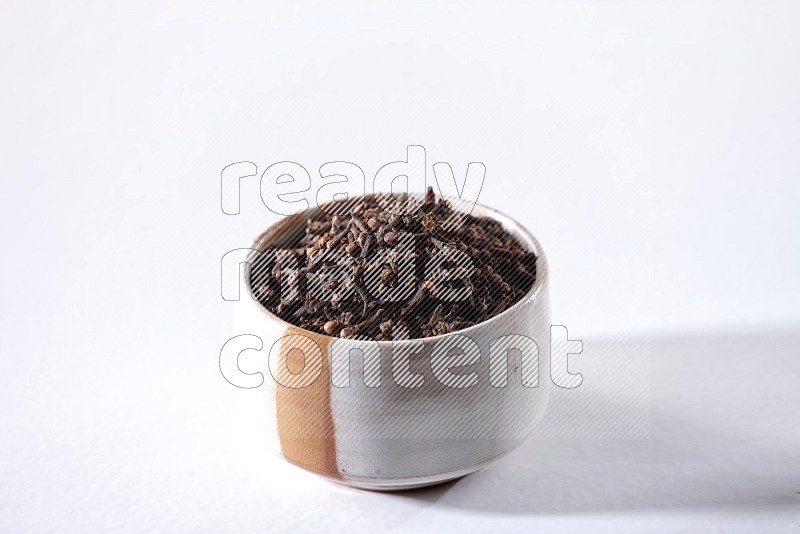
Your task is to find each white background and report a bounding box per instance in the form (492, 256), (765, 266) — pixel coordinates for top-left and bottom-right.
(1, 1), (798, 532)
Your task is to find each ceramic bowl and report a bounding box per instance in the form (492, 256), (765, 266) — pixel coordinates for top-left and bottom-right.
(230, 196), (550, 490)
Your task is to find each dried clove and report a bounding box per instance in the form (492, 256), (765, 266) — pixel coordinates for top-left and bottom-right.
(252, 189), (536, 340)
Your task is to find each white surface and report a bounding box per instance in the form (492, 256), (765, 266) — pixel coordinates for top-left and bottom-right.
(1, 1), (799, 532)
(2, 331), (798, 532)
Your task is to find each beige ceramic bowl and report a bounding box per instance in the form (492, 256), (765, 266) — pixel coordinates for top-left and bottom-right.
(231, 196), (550, 490)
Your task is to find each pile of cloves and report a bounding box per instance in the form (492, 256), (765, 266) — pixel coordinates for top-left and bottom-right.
(252, 187), (537, 340)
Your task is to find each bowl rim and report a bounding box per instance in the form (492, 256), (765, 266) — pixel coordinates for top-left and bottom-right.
(240, 194), (548, 346)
